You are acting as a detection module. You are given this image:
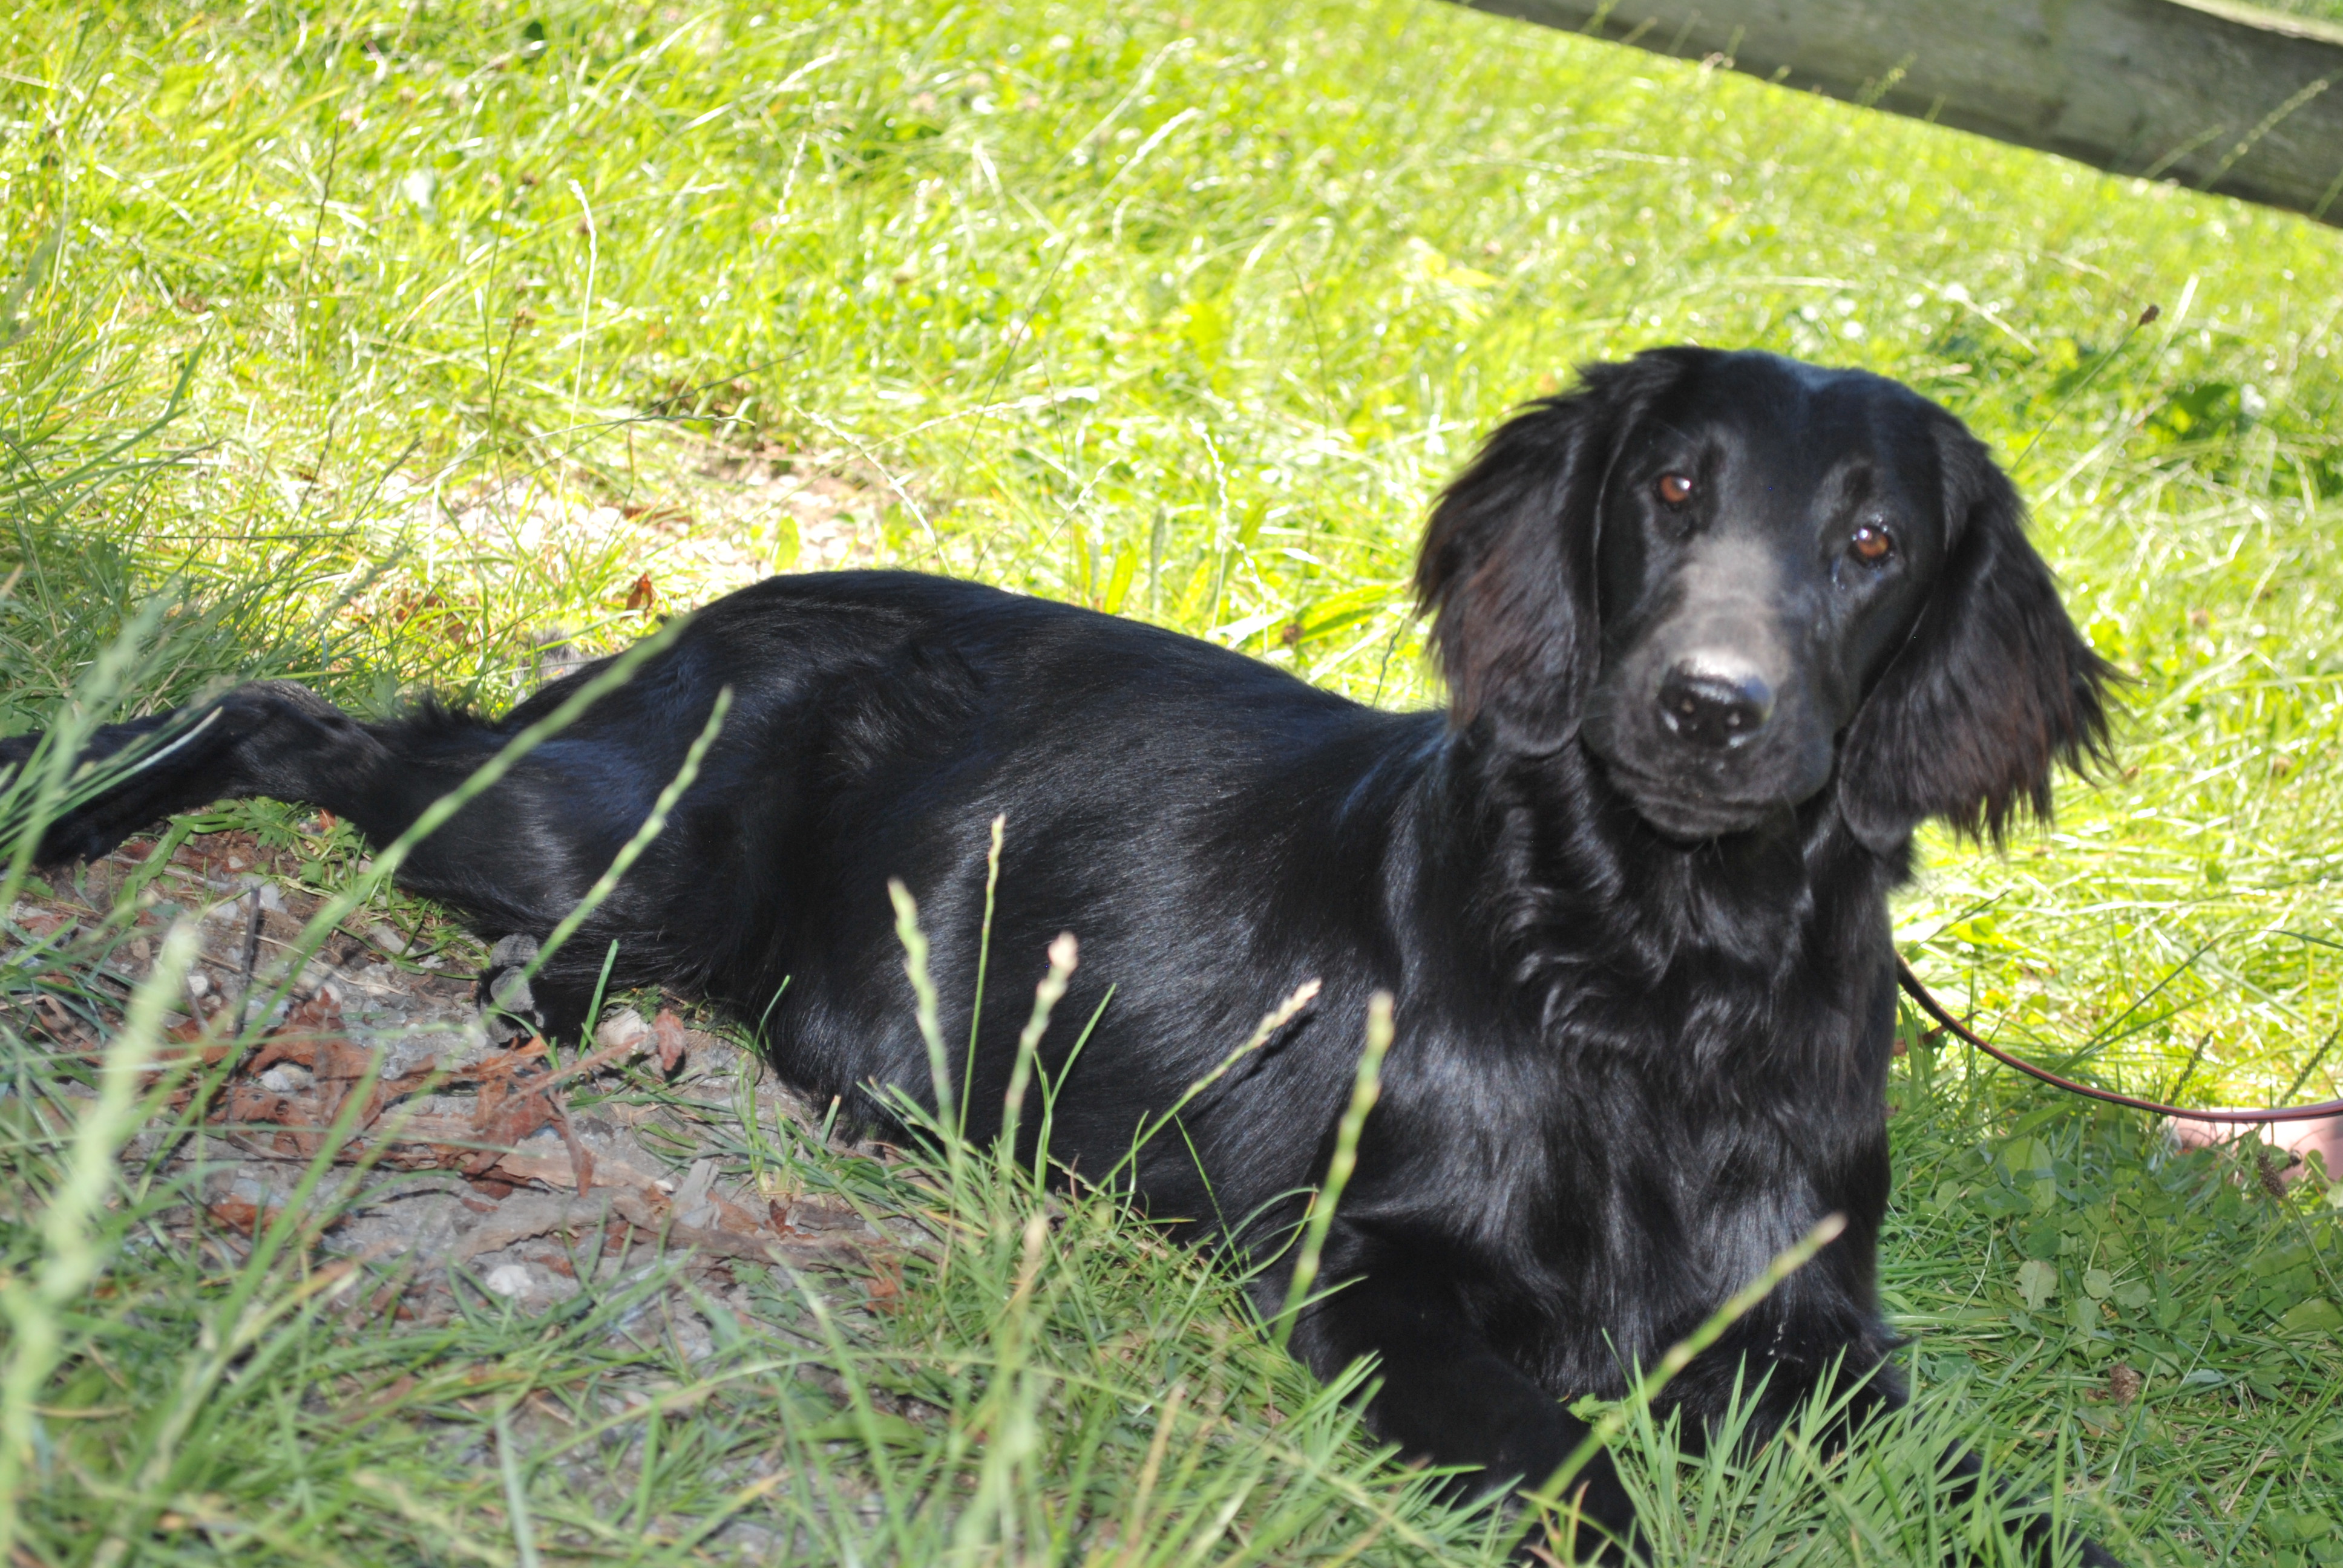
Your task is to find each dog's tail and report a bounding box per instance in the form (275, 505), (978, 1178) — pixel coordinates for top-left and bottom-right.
(0, 681), (457, 867)
(0, 675), (733, 1040)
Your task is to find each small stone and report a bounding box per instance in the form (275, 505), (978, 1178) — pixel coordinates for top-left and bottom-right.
(483, 1264), (533, 1298)
(595, 1007), (650, 1052)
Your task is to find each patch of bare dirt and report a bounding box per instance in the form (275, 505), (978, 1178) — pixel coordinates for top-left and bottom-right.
(7, 826), (907, 1341)
(692, 439), (906, 573)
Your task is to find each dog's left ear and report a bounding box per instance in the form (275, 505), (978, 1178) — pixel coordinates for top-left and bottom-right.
(1836, 419), (2115, 854)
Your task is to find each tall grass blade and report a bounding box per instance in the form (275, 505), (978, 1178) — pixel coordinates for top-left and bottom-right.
(0, 920), (192, 1558)
(1272, 990), (1394, 1352)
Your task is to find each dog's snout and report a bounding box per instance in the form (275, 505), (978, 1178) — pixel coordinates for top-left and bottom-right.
(1657, 660), (1774, 748)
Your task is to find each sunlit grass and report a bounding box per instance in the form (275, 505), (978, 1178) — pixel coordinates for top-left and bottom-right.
(6, 0), (2343, 1561)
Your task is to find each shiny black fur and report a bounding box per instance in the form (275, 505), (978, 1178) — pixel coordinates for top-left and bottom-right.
(4, 350), (2117, 1561)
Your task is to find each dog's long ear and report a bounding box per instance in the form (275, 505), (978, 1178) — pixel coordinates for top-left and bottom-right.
(1836, 418), (2115, 854)
(1415, 360), (1668, 751)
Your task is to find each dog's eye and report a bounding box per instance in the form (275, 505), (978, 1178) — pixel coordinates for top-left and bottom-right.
(1850, 524), (1894, 563)
(1654, 473), (1696, 506)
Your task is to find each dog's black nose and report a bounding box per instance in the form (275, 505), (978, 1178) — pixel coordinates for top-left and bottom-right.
(1657, 662), (1774, 748)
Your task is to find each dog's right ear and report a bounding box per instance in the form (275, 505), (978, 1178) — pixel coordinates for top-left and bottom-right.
(1415, 358), (1673, 752)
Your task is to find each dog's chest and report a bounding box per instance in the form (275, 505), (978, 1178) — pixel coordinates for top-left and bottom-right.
(1457, 1011), (1887, 1387)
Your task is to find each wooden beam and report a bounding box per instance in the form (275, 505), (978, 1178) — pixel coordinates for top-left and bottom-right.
(1449, 0), (2343, 226)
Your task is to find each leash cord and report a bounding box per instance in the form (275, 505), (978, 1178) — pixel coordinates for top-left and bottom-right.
(1894, 956), (2343, 1125)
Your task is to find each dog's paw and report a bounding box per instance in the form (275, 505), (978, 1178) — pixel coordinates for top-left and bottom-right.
(479, 932), (545, 1045)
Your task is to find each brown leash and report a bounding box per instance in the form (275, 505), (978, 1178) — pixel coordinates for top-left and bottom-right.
(1894, 956), (2343, 1125)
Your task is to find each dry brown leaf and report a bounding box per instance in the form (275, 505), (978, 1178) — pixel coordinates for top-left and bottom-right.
(652, 1008), (687, 1075)
(206, 1197), (279, 1236)
(464, 1088), (559, 1175)
(708, 1194), (770, 1233)
(784, 1197), (862, 1232)
(453, 1042), (565, 1174)
(864, 1256), (904, 1314)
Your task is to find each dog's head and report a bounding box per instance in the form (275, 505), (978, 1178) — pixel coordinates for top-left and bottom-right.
(1415, 348), (2112, 851)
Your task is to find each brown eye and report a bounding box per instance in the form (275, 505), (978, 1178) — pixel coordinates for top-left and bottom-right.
(1654, 472), (1695, 505)
(1850, 524), (1893, 563)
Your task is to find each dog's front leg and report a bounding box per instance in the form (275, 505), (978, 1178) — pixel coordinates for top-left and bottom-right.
(1285, 1253), (1639, 1563)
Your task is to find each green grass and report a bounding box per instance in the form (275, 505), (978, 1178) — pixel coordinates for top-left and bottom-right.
(6, 0), (2343, 1561)
(2243, 0), (2343, 27)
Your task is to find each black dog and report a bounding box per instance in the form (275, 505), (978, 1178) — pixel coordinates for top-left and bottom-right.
(7, 348), (2116, 1561)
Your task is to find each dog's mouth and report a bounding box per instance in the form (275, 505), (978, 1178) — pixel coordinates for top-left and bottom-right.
(1587, 750), (1803, 842)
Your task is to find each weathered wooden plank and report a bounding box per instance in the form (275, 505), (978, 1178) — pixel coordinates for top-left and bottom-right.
(1448, 0), (2343, 226)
